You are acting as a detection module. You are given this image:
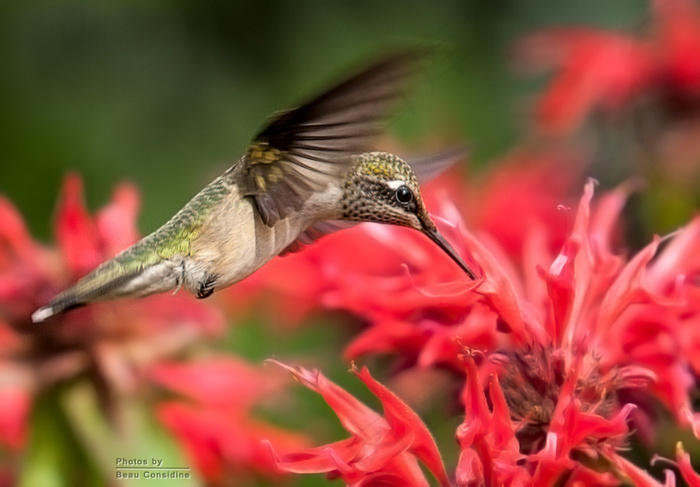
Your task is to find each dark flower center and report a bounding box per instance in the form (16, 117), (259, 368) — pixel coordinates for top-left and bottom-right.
(491, 346), (624, 455)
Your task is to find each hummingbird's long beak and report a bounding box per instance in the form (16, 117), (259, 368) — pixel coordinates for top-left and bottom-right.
(421, 225), (477, 280)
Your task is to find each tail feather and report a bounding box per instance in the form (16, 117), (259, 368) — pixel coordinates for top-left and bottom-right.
(32, 256), (179, 323)
(32, 267), (143, 322)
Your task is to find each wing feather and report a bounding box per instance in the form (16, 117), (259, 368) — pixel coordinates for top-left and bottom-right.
(242, 51), (425, 226)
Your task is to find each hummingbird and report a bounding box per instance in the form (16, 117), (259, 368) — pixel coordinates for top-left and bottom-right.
(32, 52), (477, 323)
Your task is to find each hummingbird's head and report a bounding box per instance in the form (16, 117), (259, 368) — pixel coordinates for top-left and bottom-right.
(342, 152), (477, 279)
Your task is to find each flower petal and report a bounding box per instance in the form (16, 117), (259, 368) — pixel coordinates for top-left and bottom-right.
(353, 366), (451, 487)
(55, 174), (102, 276)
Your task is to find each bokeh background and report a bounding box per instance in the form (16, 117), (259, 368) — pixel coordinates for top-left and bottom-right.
(1, 0), (650, 239)
(5, 1), (700, 486)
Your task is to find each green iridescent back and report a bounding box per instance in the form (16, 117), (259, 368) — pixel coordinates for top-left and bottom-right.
(110, 173), (233, 271)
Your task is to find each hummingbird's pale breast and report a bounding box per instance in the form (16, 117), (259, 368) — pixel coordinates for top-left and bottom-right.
(187, 167), (343, 294)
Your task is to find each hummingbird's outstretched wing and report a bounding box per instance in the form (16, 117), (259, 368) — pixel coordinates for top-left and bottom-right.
(241, 51), (423, 226)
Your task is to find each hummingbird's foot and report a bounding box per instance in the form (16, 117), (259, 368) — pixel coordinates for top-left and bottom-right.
(196, 274), (218, 299)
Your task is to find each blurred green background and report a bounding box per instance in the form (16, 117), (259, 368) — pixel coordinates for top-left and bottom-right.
(0, 0), (647, 241)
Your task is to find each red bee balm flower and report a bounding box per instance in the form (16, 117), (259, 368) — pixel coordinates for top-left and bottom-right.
(266, 361), (451, 487)
(518, 0), (700, 135)
(0, 174), (223, 450)
(454, 180), (700, 485)
(152, 357), (308, 483)
(284, 178), (700, 485)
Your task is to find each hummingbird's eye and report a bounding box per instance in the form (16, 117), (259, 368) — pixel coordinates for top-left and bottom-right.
(395, 185), (413, 204)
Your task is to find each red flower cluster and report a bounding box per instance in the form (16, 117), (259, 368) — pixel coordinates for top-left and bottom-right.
(266, 361), (450, 487)
(451, 180), (700, 485)
(152, 357), (307, 483)
(262, 175), (700, 485)
(517, 0), (700, 136)
(0, 175), (224, 446)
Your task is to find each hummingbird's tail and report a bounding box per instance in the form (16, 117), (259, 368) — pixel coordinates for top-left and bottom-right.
(32, 251), (180, 323)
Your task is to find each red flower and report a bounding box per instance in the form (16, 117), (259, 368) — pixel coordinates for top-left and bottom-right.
(457, 350), (675, 487)
(517, 0), (700, 135)
(152, 357), (307, 483)
(0, 387), (29, 450)
(265, 361), (451, 487)
(676, 443), (700, 487)
(653, 0), (700, 93)
(285, 176), (700, 484)
(0, 174), (223, 451)
(459, 150), (583, 258)
(459, 180), (700, 484)
(456, 351), (528, 486)
(516, 29), (653, 135)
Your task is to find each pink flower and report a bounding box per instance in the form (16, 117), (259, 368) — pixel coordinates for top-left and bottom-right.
(265, 361), (451, 487)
